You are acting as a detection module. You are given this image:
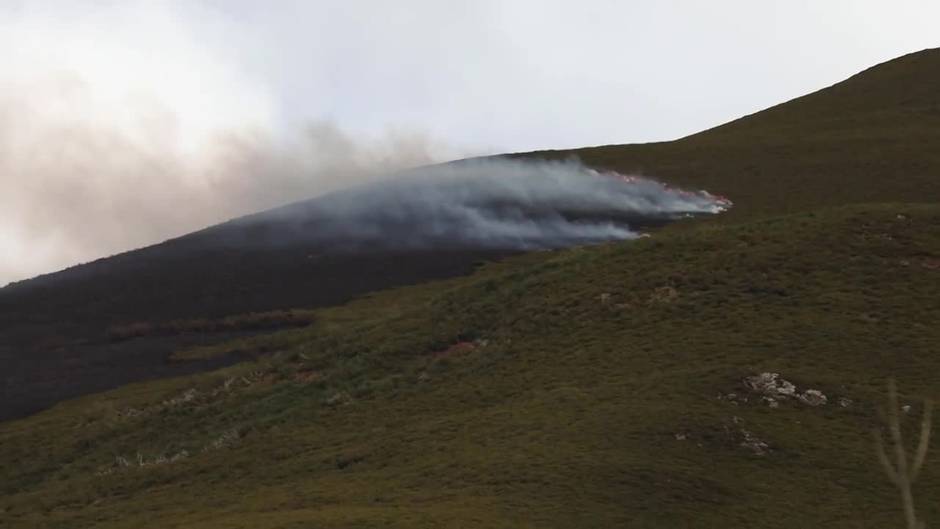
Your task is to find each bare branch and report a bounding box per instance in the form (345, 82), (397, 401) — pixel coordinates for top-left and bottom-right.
(873, 378), (933, 529)
(874, 429), (901, 485)
(911, 399), (934, 481)
(886, 379), (912, 481)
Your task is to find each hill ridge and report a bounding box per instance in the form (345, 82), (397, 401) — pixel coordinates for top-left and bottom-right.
(517, 47), (940, 220)
(683, 47), (940, 141)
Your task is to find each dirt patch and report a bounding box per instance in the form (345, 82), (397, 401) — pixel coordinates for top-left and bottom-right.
(431, 341), (477, 359)
(648, 286), (679, 304)
(292, 369), (321, 384)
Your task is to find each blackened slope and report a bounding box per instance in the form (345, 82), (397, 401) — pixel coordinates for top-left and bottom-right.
(0, 241), (510, 326)
(519, 48), (940, 220)
(0, 242), (511, 421)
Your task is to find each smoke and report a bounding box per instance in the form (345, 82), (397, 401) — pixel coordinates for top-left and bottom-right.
(204, 159), (731, 251)
(0, 3), (456, 286)
(0, 84), (448, 286)
(0, 3), (732, 287)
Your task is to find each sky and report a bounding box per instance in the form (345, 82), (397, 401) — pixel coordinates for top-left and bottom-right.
(1, 0), (939, 286)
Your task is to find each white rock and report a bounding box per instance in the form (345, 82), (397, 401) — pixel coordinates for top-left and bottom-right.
(740, 429), (770, 455)
(798, 389), (828, 406)
(744, 372), (797, 397)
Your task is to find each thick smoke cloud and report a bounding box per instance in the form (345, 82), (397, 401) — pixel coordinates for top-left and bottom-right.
(0, 2), (734, 287)
(0, 96), (447, 286)
(210, 159), (731, 251)
(0, 3), (454, 286)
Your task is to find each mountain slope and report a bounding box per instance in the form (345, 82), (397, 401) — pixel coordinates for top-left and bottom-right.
(2, 203), (938, 528)
(3, 48), (940, 528)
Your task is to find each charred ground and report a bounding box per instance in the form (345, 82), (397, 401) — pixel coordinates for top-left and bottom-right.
(1, 162), (715, 421)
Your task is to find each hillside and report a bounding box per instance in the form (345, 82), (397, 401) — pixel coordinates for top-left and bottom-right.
(2, 203), (939, 527)
(2, 49), (940, 527)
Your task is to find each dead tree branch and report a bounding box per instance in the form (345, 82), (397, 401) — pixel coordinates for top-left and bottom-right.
(874, 378), (934, 529)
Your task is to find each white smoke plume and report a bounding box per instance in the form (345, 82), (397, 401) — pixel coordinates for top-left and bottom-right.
(0, 3), (732, 287)
(0, 3), (455, 286)
(0, 93), (448, 286)
(204, 159), (731, 251)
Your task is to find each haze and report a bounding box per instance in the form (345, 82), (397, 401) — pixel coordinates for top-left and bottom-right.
(2, 1), (938, 286)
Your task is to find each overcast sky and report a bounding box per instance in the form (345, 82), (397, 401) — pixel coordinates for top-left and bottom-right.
(2, 0), (939, 285)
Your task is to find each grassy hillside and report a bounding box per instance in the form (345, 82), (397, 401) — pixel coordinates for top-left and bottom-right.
(2, 203), (939, 528)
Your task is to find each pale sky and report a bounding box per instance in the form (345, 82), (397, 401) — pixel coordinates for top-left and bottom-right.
(1, 0), (939, 285)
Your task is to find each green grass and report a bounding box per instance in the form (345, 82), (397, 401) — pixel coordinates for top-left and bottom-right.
(2, 203), (939, 528)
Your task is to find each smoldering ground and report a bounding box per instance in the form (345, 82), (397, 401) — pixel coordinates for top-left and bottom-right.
(195, 159), (731, 252)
